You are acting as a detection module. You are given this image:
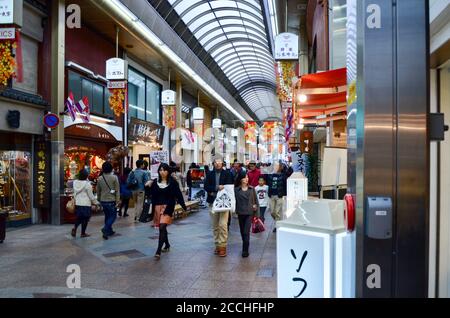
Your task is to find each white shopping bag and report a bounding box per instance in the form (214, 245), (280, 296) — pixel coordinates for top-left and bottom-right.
(212, 185), (236, 213)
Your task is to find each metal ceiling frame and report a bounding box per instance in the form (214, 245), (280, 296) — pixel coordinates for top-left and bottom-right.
(164, 0), (280, 120)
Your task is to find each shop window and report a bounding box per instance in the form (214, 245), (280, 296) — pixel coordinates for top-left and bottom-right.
(128, 67), (162, 124)
(146, 78), (161, 124)
(68, 71), (112, 118)
(0, 151), (32, 224)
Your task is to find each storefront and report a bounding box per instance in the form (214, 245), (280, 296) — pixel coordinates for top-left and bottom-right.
(128, 117), (165, 166)
(126, 60), (165, 167)
(62, 116), (122, 223)
(0, 133), (33, 227)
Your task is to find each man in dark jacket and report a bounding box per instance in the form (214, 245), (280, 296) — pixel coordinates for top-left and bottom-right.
(267, 161), (292, 232)
(204, 155), (233, 257)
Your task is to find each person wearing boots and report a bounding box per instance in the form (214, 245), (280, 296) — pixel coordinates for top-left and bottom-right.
(146, 163), (187, 260)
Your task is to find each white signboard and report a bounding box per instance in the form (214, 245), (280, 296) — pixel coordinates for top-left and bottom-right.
(320, 147), (347, 186)
(0, 0), (13, 24)
(274, 33), (299, 60)
(106, 58), (127, 80)
(277, 227), (330, 298)
(107, 81), (127, 89)
(150, 150), (169, 179)
(192, 107), (204, 120)
(212, 118), (222, 129)
(161, 90), (176, 106)
(0, 27), (14, 39)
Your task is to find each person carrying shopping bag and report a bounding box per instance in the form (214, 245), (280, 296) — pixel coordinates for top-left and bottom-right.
(145, 163), (187, 260)
(234, 171), (259, 258)
(71, 169), (101, 238)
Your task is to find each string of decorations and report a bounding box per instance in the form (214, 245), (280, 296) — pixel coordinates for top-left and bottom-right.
(0, 40), (16, 86)
(108, 88), (126, 116)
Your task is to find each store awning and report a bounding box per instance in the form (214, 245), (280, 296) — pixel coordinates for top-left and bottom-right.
(295, 68), (347, 121)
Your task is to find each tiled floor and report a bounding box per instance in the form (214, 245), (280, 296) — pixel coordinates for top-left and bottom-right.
(0, 207), (277, 298)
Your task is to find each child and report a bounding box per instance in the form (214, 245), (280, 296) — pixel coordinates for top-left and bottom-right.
(255, 176), (269, 223)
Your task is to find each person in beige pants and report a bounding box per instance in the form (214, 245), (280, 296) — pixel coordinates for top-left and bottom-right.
(204, 156), (234, 257)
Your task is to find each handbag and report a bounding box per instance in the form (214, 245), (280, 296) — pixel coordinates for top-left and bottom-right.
(66, 197), (75, 214)
(252, 216), (265, 234)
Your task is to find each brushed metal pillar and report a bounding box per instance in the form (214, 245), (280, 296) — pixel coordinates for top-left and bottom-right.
(50, 0), (65, 225)
(350, 0), (430, 297)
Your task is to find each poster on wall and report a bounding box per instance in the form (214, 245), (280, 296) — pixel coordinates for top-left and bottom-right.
(150, 150), (169, 179)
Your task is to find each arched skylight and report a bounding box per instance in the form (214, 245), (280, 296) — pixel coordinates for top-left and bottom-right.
(167, 0), (281, 120)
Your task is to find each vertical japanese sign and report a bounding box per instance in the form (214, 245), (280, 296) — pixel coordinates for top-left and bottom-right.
(33, 139), (50, 208)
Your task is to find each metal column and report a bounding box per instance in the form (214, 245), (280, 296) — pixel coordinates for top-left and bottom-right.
(348, 0), (430, 297)
(50, 0), (66, 225)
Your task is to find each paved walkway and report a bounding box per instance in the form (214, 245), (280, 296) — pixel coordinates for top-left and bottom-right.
(0, 207), (277, 298)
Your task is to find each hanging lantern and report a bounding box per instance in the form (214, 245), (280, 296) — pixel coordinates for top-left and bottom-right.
(231, 129), (238, 137)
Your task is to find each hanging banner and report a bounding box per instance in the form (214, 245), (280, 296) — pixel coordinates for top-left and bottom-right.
(244, 121), (257, 144)
(33, 139), (51, 208)
(163, 105), (176, 129)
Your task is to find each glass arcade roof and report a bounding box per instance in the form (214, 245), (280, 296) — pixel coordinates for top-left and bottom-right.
(167, 0), (281, 120)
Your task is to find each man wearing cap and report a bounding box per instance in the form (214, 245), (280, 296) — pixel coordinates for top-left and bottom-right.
(247, 160), (261, 188)
(204, 155), (233, 257)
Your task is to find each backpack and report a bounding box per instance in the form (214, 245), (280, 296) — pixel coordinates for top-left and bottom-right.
(127, 171), (139, 190)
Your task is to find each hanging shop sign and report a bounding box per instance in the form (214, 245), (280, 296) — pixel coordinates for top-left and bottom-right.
(33, 139), (50, 208)
(106, 58), (127, 80)
(128, 117), (164, 145)
(274, 33), (299, 61)
(212, 118), (222, 129)
(162, 90), (176, 106)
(43, 113), (60, 129)
(192, 107), (204, 121)
(0, 27), (14, 39)
(0, 0), (22, 26)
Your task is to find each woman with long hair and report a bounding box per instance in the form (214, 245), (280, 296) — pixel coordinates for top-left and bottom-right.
(234, 171), (259, 258)
(146, 163), (187, 260)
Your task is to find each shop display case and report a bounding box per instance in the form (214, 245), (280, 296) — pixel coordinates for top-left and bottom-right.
(0, 151), (32, 227)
